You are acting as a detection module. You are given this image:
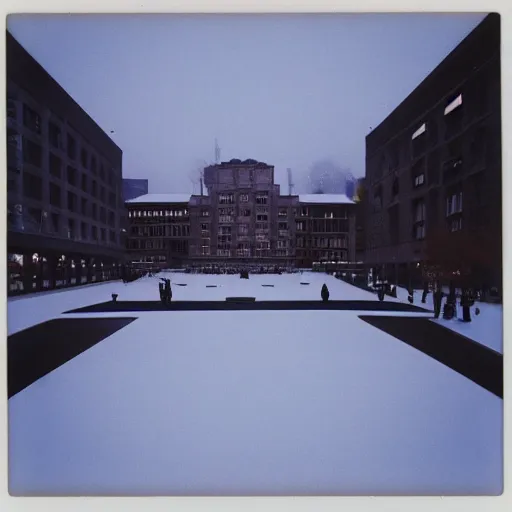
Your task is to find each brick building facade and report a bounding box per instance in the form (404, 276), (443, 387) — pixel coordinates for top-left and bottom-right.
(125, 159), (357, 269)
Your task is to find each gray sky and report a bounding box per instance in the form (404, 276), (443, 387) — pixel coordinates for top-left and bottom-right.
(7, 13), (486, 194)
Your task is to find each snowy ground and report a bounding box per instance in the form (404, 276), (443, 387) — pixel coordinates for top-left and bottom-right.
(393, 286), (503, 354)
(7, 272), (503, 496)
(7, 272), (404, 335)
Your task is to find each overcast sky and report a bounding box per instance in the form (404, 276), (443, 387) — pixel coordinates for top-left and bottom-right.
(8, 13), (486, 194)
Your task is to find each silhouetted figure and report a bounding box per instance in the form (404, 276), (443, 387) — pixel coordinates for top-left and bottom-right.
(460, 288), (472, 322)
(433, 285), (444, 319)
(159, 278), (172, 306)
(378, 284), (385, 302)
(321, 284), (330, 302)
(421, 281), (429, 304)
(407, 288), (414, 304)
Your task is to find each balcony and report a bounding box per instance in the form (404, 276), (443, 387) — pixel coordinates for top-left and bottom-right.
(278, 230), (289, 238)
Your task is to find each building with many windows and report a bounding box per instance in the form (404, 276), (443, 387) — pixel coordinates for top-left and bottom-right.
(7, 31), (126, 294)
(125, 194), (191, 269)
(125, 159), (356, 269)
(364, 13), (501, 289)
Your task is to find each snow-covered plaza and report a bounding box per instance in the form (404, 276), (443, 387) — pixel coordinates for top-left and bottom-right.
(7, 271), (503, 496)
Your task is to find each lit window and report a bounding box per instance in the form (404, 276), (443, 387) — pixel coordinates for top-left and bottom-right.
(414, 173), (425, 187)
(444, 94), (463, 115)
(412, 123), (426, 140)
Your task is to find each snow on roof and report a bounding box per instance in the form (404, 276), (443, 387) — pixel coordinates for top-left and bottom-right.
(126, 194), (191, 204)
(299, 194), (355, 205)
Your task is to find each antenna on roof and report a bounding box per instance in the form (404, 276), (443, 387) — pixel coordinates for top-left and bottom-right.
(287, 168), (294, 196)
(214, 138), (221, 164)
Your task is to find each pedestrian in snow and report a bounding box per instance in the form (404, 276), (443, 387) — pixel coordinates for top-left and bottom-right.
(433, 284), (444, 319)
(321, 283), (330, 302)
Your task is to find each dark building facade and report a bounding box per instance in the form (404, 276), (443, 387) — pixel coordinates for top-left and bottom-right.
(125, 160), (357, 270)
(7, 32), (126, 294)
(123, 178), (149, 202)
(364, 14), (501, 289)
(126, 194), (190, 269)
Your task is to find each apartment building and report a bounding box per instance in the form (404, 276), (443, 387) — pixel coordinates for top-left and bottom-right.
(125, 160), (357, 269)
(7, 32), (126, 294)
(126, 194), (191, 269)
(364, 13), (501, 289)
(295, 195), (355, 268)
(188, 159), (299, 267)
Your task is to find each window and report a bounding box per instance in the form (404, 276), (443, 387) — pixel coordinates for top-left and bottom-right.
(81, 148), (88, 169)
(296, 221), (305, 231)
(255, 223), (268, 231)
(444, 94), (464, 139)
(444, 94), (463, 116)
(412, 199), (426, 240)
(101, 228), (106, 242)
(23, 173), (42, 200)
(238, 224), (249, 235)
(99, 164), (105, 182)
(446, 191), (463, 216)
(51, 213), (60, 234)
(68, 218), (76, 239)
(23, 104), (41, 134)
(412, 123), (426, 140)
(67, 166), (77, 187)
(100, 207), (106, 223)
(278, 208), (287, 217)
(219, 193), (234, 204)
(92, 180), (97, 197)
(256, 193), (268, 205)
(67, 134), (77, 160)
(7, 98), (17, 120)
(201, 209), (210, 217)
(82, 173), (88, 192)
(201, 246), (210, 256)
(110, 230), (116, 243)
(414, 173), (425, 187)
(373, 185), (383, 211)
(92, 203), (97, 220)
(49, 122), (62, 148)
(67, 192), (77, 212)
(91, 156), (97, 174)
(277, 240), (287, 249)
(300, 207), (309, 217)
(22, 138), (42, 167)
(81, 222), (88, 240)
(239, 194), (249, 202)
(451, 217), (463, 232)
(392, 176), (399, 197)
(92, 225), (98, 240)
(241, 208), (251, 217)
(49, 153), (62, 178)
(81, 197), (88, 215)
(108, 211), (115, 226)
(100, 186), (106, 203)
(256, 214), (268, 222)
(50, 183), (61, 207)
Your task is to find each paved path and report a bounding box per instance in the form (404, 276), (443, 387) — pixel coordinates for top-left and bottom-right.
(8, 317), (136, 398)
(360, 315), (503, 398)
(66, 299), (430, 313)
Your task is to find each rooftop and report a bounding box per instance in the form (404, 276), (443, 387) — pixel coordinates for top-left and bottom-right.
(125, 194), (191, 204)
(299, 194), (355, 205)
